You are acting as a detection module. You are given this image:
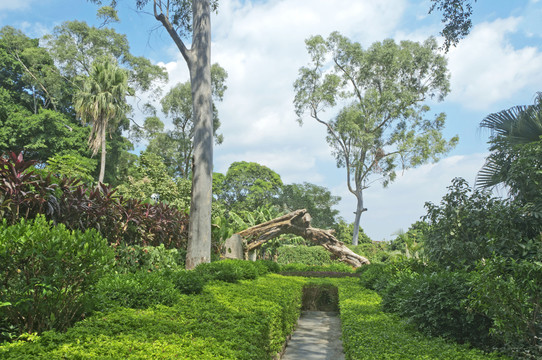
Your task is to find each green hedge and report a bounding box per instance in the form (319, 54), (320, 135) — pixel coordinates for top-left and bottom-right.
(276, 245), (333, 265)
(0, 274), (304, 359)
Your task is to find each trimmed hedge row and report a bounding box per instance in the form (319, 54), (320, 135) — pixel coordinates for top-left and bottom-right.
(0, 274), (305, 359)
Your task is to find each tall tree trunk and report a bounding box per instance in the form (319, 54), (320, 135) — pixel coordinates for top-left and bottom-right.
(98, 123), (106, 184)
(185, 0), (212, 269)
(352, 190), (366, 246)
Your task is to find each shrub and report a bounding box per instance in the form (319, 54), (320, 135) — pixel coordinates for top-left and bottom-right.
(0, 275), (305, 360)
(276, 245), (333, 265)
(280, 263), (354, 273)
(469, 257), (542, 358)
(194, 259), (260, 283)
(357, 263), (388, 290)
(358, 258), (435, 291)
(113, 243), (185, 273)
(91, 271), (180, 311)
(0, 152), (189, 249)
(167, 269), (206, 295)
(381, 270), (493, 346)
(0, 216), (114, 339)
(423, 177), (539, 269)
(254, 259), (280, 274)
(349, 242), (391, 263)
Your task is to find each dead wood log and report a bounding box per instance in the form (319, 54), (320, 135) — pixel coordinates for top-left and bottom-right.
(233, 209), (370, 268)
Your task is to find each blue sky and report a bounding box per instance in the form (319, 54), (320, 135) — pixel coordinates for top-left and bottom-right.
(1, 0), (542, 241)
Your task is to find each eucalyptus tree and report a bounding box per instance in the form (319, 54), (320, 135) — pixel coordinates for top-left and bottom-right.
(99, 0), (217, 269)
(75, 58), (131, 184)
(294, 33), (458, 245)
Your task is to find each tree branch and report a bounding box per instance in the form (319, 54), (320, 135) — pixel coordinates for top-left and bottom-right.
(154, 1), (192, 66)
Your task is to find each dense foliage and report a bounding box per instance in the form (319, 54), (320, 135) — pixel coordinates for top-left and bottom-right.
(0, 152), (189, 248)
(276, 245), (334, 265)
(423, 177), (540, 269)
(0, 216), (114, 339)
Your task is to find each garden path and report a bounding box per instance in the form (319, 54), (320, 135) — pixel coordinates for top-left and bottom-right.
(281, 311), (345, 360)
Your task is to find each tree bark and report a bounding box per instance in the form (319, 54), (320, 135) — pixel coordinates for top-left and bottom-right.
(234, 209), (370, 268)
(352, 191), (366, 245)
(185, 0), (213, 269)
(98, 123), (106, 184)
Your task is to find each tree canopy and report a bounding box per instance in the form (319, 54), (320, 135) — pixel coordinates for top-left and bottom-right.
(214, 161), (283, 213)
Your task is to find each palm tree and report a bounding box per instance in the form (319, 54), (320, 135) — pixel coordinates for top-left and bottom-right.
(75, 58), (130, 184)
(476, 92), (542, 191)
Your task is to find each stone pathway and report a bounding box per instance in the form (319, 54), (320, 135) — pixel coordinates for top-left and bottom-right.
(281, 311), (345, 360)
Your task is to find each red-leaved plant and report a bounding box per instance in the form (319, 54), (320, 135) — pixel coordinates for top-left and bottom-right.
(0, 152), (188, 249)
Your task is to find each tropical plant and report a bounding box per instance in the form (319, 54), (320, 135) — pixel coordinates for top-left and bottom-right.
(0, 152), (189, 249)
(469, 256), (542, 357)
(477, 93), (542, 189)
(74, 58), (131, 183)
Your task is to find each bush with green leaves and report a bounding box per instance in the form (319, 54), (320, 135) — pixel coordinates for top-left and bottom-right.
(348, 242), (391, 263)
(423, 177), (538, 269)
(280, 262), (354, 273)
(0, 216), (114, 340)
(166, 269), (206, 295)
(194, 259), (262, 283)
(254, 259), (281, 274)
(357, 263), (389, 290)
(338, 279), (506, 359)
(276, 245), (334, 265)
(380, 270), (493, 346)
(113, 243), (185, 273)
(469, 256), (542, 358)
(358, 258), (435, 291)
(91, 271), (180, 311)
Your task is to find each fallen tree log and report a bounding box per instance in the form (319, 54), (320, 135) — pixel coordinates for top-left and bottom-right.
(226, 209), (370, 268)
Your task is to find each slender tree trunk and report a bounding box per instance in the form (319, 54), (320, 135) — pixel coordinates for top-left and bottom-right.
(98, 124), (106, 184)
(185, 0), (213, 269)
(352, 190), (365, 246)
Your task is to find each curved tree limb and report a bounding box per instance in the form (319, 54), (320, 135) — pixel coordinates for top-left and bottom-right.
(227, 209), (370, 268)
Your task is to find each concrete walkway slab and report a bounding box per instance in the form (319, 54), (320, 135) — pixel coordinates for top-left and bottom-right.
(281, 311), (345, 360)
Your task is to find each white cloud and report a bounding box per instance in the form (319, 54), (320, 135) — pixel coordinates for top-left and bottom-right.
(447, 17), (542, 110)
(335, 153), (489, 241)
(0, 0), (35, 11)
